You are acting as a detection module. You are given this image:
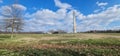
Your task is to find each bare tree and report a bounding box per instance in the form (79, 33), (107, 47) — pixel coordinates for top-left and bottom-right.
(1, 4), (24, 38)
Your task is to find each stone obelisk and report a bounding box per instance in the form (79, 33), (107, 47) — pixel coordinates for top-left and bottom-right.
(73, 11), (77, 33)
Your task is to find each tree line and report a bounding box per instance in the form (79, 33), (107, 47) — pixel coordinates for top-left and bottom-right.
(84, 30), (120, 33)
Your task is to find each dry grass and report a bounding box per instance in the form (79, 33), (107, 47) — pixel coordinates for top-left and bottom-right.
(0, 33), (120, 56)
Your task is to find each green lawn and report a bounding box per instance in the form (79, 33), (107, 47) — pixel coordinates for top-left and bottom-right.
(0, 33), (120, 56)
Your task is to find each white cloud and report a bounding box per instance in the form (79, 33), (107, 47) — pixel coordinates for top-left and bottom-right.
(94, 9), (101, 13)
(77, 5), (120, 31)
(112, 26), (120, 30)
(24, 9), (68, 32)
(0, 4), (27, 18)
(54, 0), (72, 9)
(95, 1), (108, 12)
(96, 1), (108, 7)
(12, 4), (27, 10)
(0, 6), (12, 15)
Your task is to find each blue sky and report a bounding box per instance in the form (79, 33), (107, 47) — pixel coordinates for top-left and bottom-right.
(0, 0), (120, 32)
(2, 0), (120, 14)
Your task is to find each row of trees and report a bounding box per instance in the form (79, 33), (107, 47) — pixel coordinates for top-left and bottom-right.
(85, 30), (120, 33)
(0, 3), (24, 38)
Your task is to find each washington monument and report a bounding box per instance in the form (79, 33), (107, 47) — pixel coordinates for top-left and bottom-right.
(73, 11), (77, 33)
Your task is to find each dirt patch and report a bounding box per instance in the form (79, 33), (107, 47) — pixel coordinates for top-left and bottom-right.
(81, 33), (117, 39)
(40, 37), (60, 40)
(16, 37), (39, 42)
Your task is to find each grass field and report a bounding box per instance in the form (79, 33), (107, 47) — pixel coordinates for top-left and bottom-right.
(0, 33), (120, 56)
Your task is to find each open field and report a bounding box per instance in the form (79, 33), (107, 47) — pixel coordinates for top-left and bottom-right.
(0, 33), (120, 56)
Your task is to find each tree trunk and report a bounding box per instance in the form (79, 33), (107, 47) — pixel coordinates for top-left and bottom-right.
(11, 19), (14, 38)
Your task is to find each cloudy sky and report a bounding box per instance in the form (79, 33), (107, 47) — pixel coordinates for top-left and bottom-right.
(0, 0), (120, 32)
